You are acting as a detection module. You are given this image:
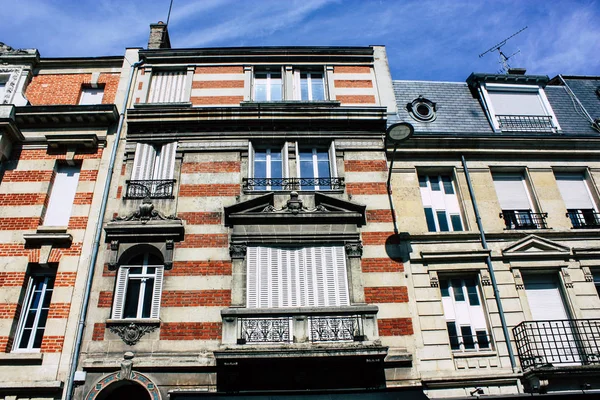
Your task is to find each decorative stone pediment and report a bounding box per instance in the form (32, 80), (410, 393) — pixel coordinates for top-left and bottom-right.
(502, 235), (570, 260)
(224, 191), (366, 227)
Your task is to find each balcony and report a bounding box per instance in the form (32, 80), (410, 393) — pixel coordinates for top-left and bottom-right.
(500, 210), (548, 230)
(567, 209), (600, 229)
(242, 177), (345, 192)
(513, 319), (600, 370)
(221, 305), (378, 345)
(124, 179), (176, 199)
(496, 115), (555, 133)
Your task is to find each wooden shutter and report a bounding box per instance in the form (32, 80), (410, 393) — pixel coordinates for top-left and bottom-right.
(154, 142), (177, 180)
(131, 143), (156, 181)
(112, 267), (129, 319)
(493, 173), (532, 210)
(555, 173), (594, 209)
(150, 267), (164, 319)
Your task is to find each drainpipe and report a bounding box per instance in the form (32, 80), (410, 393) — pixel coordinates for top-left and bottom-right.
(65, 59), (144, 400)
(461, 155), (518, 372)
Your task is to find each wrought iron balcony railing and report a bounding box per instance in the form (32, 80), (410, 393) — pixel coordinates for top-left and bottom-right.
(242, 177), (345, 191)
(566, 209), (600, 229)
(496, 115), (555, 133)
(513, 319), (600, 370)
(500, 210), (548, 230)
(125, 179), (176, 199)
(221, 305), (378, 345)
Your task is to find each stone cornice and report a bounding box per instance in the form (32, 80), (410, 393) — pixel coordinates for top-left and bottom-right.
(15, 105), (119, 129)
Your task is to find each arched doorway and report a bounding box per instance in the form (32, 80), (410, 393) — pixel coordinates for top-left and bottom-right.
(85, 371), (161, 400)
(96, 381), (151, 400)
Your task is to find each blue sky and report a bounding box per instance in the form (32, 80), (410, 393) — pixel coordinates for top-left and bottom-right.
(3, 0), (599, 81)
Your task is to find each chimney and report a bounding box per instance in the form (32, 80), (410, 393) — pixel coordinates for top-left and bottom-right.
(148, 21), (171, 49)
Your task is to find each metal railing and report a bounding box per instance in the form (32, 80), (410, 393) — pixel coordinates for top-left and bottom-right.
(500, 210), (548, 230)
(567, 209), (600, 229)
(309, 315), (363, 342)
(125, 179), (176, 199)
(496, 115), (555, 133)
(449, 332), (493, 352)
(242, 177), (345, 191)
(513, 319), (600, 370)
(239, 317), (292, 343)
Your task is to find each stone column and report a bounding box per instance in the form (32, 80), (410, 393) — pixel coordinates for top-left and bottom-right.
(345, 243), (365, 304)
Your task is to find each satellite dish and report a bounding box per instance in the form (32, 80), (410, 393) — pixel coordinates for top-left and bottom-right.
(386, 122), (414, 145)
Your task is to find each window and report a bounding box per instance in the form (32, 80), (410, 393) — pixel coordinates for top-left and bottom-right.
(127, 142), (177, 198)
(13, 274), (55, 351)
(246, 246), (349, 308)
(248, 144), (288, 191)
(555, 172), (600, 228)
(79, 86), (104, 105)
(492, 172), (546, 229)
(148, 70), (187, 103)
(254, 70), (282, 101)
(440, 277), (490, 351)
(112, 253), (164, 319)
(297, 143), (337, 190)
(44, 164), (80, 226)
(418, 174), (463, 232)
(294, 70), (325, 101)
(481, 83), (560, 133)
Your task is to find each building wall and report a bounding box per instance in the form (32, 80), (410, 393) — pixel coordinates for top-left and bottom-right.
(26, 72), (120, 105)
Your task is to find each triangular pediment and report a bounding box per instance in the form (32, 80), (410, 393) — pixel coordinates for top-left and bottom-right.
(224, 191), (366, 227)
(502, 235), (570, 259)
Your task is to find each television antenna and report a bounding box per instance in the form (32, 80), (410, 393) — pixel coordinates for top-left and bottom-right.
(479, 26), (528, 73)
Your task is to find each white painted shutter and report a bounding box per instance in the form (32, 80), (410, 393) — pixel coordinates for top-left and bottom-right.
(524, 274), (569, 321)
(248, 142), (255, 178)
(150, 267), (164, 319)
(259, 246), (270, 308)
(154, 142), (177, 180)
(488, 91), (546, 116)
(149, 70), (186, 103)
(112, 267), (129, 319)
(328, 141), (337, 177)
(333, 246), (350, 305)
(131, 143), (156, 181)
(493, 174), (531, 210)
(246, 247), (258, 308)
(282, 143), (289, 178)
(44, 165), (80, 226)
(555, 173), (594, 209)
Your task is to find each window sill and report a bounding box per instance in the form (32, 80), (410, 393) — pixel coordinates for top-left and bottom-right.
(0, 352), (43, 365)
(106, 318), (160, 325)
(133, 102), (192, 109)
(452, 350), (497, 358)
(241, 100), (341, 108)
(23, 227), (72, 247)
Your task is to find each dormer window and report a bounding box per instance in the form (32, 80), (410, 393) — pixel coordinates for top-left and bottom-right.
(480, 83), (560, 133)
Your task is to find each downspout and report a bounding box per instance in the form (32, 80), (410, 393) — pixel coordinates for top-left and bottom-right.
(461, 155), (518, 372)
(65, 59), (144, 400)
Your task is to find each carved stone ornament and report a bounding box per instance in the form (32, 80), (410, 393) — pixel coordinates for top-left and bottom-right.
(261, 191), (330, 215)
(513, 269), (524, 290)
(561, 267), (574, 288)
(582, 266), (594, 282)
(344, 242), (363, 258)
(109, 323), (158, 346)
(113, 197), (180, 224)
(0, 43), (29, 54)
(480, 269), (492, 286)
(0, 67), (22, 104)
(429, 270), (439, 288)
(230, 244), (247, 259)
(118, 352), (134, 381)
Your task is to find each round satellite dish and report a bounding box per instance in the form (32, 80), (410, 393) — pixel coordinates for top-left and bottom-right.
(386, 122), (414, 145)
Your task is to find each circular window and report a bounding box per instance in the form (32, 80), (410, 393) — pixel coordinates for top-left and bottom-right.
(407, 96), (437, 122)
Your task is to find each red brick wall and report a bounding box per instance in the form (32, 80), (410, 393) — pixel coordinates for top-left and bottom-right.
(192, 81), (244, 89)
(177, 234), (229, 248)
(55, 272), (77, 287)
(40, 335), (64, 352)
(26, 73), (120, 105)
(179, 184), (240, 197)
(160, 322), (222, 340)
(166, 261), (232, 276)
(68, 216), (89, 230)
(366, 209), (393, 223)
(92, 323), (105, 341)
(161, 290), (231, 307)
(11, 147), (103, 161)
(334, 80), (373, 88)
(365, 287), (408, 303)
(346, 182), (387, 195)
(0, 217), (41, 230)
(344, 160), (387, 172)
(336, 95), (376, 104)
(378, 318), (413, 336)
(361, 258), (404, 273)
(195, 66), (243, 74)
(0, 272), (26, 287)
(0, 303), (18, 319)
(48, 303), (71, 318)
(361, 231), (394, 246)
(333, 66), (371, 74)
(191, 96), (244, 105)
(181, 162), (240, 173)
(2, 170), (54, 182)
(97, 291), (113, 308)
(178, 212), (222, 225)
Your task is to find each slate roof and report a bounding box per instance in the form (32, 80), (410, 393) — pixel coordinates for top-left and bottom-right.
(392, 79), (599, 137)
(559, 77), (600, 121)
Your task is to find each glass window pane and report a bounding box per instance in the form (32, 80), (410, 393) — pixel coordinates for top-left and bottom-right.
(311, 74), (325, 100)
(317, 159), (331, 179)
(301, 76), (309, 100)
(451, 214), (463, 231)
(418, 175), (427, 188)
(270, 73), (282, 101)
(447, 322), (460, 350)
(461, 326), (475, 349)
(129, 267), (143, 274)
(33, 327), (44, 348)
(437, 211), (449, 231)
(430, 177), (441, 191)
(465, 278), (480, 306)
(424, 208), (436, 232)
(18, 328), (32, 348)
(124, 280), (141, 318)
(142, 279), (154, 318)
(476, 330), (490, 349)
(440, 279), (449, 297)
(452, 279), (465, 301)
(442, 175), (454, 194)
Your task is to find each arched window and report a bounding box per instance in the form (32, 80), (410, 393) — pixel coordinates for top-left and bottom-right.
(112, 252), (164, 320)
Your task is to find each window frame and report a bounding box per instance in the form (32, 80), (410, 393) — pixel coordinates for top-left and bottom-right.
(439, 276), (492, 353)
(479, 83), (561, 133)
(12, 273), (55, 352)
(253, 68), (283, 102)
(111, 253), (164, 320)
(248, 143), (289, 191)
(43, 163), (81, 227)
(418, 172), (465, 232)
(293, 69), (326, 101)
(296, 142), (337, 191)
(78, 85), (105, 105)
(554, 170), (600, 228)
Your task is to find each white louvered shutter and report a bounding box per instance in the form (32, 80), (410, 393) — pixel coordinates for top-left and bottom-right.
(112, 267), (129, 319)
(150, 267), (164, 319)
(555, 173), (595, 209)
(132, 143), (157, 181)
(149, 71), (187, 103)
(246, 247), (258, 308)
(282, 143), (289, 178)
(154, 142), (177, 180)
(493, 174), (532, 209)
(333, 246), (350, 305)
(248, 143), (255, 178)
(259, 246), (270, 308)
(328, 142), (337, 177)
